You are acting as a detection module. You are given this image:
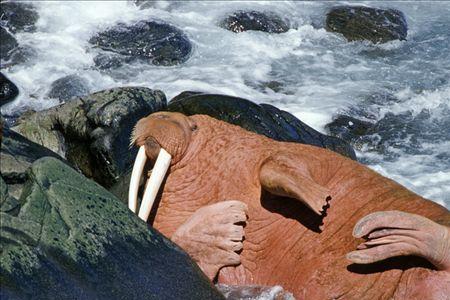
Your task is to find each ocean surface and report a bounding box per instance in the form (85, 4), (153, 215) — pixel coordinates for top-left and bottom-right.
(2, 1), (449, 208)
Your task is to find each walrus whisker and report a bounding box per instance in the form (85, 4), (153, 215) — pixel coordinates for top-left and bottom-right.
(128, 146), (147, 213)
(137, 148), (172, 222)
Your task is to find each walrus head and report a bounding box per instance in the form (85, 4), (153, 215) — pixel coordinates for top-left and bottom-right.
(128, 112), (198, 221)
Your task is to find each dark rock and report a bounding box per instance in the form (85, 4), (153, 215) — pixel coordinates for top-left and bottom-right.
(325, 6), (407, 43)
(220, 11), (289, 33)
(325, 115), (374, 144)
(13, 87), (167, 188)
(47, 74), (90, 102)
(0, 126), (67, 200)
(0, 2), (39, 33)
(0, 174), (20, 215)
(89, 20), (192, 66)
(0, 157), (223, 300)
(0, 72), (19, 107)
(0, 26), (18, 62)
(93, 53), (128, 70)
(168, 92), (356, 159)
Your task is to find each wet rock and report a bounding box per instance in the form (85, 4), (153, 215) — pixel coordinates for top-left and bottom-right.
(0, 26), (18, 62)
(0, 157), (223, 300)
(47, 74), (90, 102)
(0, 126), (67, 200)
(220, 11), (289, 33)
(13, 87), (167, 188)
(0, 1), (39, 33)
(325, 115), (374, 144)
(93, 52), (128, 70)
(326, 6), (407, 43)
(0, 174), (20, 215)
(168, 92), (356, 159)
(0, 72), (19, 107)
(89, 20), (192, 67)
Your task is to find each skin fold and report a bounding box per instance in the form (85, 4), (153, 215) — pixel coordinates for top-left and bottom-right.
(132, 112), (450, 300)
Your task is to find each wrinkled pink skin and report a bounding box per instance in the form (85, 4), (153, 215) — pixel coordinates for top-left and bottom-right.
(133, 112), (450, 299)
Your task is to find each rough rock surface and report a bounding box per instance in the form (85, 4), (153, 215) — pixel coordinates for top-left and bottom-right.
(0, 72), (19, 107)
(47, 74), (90, 102)
(220, 11), (289, 33)
(0, 157), (224, 300)
(12, 87), (167, 188)
(326, 6), (407, 43)
(0, 127), (66, 200)
(90, 20), (192, 67)
(0, 1), (39, 33)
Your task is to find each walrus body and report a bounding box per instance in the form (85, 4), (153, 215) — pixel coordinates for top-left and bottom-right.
(132, 113), (449, 299)
(142, 116), (450, 299)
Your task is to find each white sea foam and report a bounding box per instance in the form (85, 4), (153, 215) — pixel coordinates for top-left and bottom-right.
(1, 1), (449, 207)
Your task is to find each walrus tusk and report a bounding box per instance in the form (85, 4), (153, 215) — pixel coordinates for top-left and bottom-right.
(128, 146), (147, 213)
(138, 148), (172, 222)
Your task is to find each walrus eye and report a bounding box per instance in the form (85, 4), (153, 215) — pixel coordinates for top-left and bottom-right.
(191, 124), (197, 131)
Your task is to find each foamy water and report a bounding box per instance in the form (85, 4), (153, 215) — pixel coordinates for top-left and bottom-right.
(2, 1), (449, 207)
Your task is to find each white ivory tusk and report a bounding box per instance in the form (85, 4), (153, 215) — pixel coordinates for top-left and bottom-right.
(128, 146), (147, 213)
(138, 148), (172, 222)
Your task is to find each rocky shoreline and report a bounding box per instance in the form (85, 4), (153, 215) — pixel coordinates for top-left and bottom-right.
(1, 2), (427, 299)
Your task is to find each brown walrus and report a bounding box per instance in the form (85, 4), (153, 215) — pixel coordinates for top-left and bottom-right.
(129, 111), (450, 299)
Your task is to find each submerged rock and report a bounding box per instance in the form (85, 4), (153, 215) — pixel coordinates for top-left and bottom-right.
(13, 87), (167, 188)
(0, 72), (19, 107)
(168, 92), (356, 159)
(0, 157), (223, 300)
(0, 26), (18, 62)
(89, 20), (192, 67)
(0, 1), (39, 33)
(220, 11), (289, 33)
(47, 74), (90, 102)
(325, 115), (374, 144)
(326, 6), (407, 43)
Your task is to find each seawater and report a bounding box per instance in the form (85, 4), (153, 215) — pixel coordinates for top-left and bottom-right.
(2, 1), (449, 208)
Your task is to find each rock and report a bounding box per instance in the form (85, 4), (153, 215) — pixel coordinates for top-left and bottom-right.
(168, 92), (356, 159)
(0, 157), (224, 300)
(0, 1), (39, 33)
(325, 115), (374, 144)
(93, 52), (128, 70)
(0, 26), (18, 62)
(89, 20), (192, 67)
(220, 11), (289, 33)
(325, 6), (407, 43)
(47, 74), (90, 102)
(13, 87), (167, 188)
(0, 72), (19, 107)
(0, 174), (20, 215)
(0, 126), (67, 200)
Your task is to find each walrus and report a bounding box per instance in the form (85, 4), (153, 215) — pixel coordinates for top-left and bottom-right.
(129, 111), (449, 299)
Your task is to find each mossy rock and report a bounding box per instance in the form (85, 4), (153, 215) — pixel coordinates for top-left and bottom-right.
(0, 157), (223, 300)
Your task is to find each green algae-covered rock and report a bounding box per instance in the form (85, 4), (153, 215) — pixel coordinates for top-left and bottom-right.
(13, 87), (167, 188)
(168, 92), (356, 160)
(0, 157), (223, 300)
